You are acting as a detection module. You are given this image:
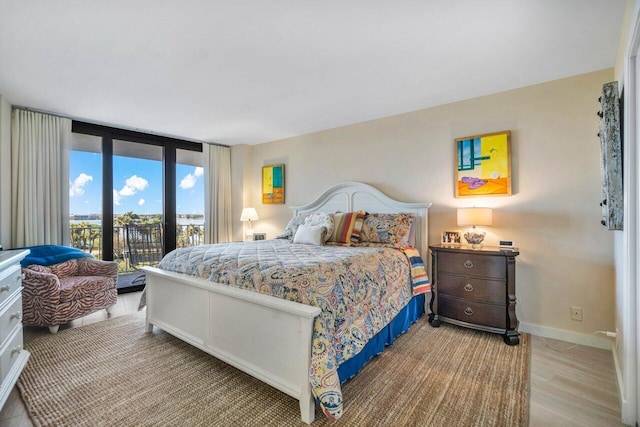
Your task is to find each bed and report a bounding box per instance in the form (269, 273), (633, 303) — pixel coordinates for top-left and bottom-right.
(141, 182), (431, 423)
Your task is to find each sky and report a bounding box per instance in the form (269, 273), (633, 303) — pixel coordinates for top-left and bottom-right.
(69, 150), (204, 216)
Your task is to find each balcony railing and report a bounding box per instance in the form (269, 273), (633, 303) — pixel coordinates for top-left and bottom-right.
(69, 223), (204, 272)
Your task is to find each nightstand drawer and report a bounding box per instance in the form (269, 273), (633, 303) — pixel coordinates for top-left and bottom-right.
(437, 252), (506, 279)
(438, 295), (506, 329)
(437, 273), (506, 304)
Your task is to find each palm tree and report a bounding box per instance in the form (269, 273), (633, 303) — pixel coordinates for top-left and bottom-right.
(114, 211), (138, 227)
(70, 221), (100, 255)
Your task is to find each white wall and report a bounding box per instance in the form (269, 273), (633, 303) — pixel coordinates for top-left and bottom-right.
(236, 69), (616, 347)
(0, 95), (11, 250)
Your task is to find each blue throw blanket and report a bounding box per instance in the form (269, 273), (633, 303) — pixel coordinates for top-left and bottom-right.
(18, 245), (93, 268)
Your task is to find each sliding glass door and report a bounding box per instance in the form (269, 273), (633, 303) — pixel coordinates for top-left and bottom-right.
(176, 148), (204, 248)
(69, 133), (103, 258)
(112, 140), (163, 276)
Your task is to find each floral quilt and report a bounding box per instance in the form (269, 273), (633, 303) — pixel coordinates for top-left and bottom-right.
(157, 239), (413, 420)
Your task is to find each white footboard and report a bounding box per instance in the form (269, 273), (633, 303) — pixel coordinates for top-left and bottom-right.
(141, 266), (322, 424)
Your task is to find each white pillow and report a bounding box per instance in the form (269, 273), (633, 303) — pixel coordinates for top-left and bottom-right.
(293, 224), (324, 245)
(302, 212), (334, 243)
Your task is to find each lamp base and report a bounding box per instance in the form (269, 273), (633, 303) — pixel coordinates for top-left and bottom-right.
(463, 230), (486, 249)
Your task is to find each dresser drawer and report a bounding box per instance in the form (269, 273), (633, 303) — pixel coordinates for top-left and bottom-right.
(437, 273), (506, 304)
(437, 252), (506, 279)
(0, 265), (22, 307)
(0, 294), (22, 345)
(0, 327), (23, 385)
(438, 295), (506, 329)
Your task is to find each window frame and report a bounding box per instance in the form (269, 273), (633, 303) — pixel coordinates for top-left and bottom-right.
(71, 121), (203, 259)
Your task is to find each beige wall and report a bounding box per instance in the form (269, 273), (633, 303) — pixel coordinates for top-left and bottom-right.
(0, 95), (11, 250)
(239, 69), (615, 342)
(230, 144), (255, 242)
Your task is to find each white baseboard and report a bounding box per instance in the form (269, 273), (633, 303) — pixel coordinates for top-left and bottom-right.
(519, 321), (612, 350)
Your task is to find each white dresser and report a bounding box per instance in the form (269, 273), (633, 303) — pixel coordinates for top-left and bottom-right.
(0, 249), (30, 410)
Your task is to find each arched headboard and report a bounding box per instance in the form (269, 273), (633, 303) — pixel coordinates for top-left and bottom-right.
(290, 182), (432, 259)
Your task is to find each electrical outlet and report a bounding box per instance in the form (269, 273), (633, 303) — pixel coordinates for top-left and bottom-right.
(570, 306), (583, 321)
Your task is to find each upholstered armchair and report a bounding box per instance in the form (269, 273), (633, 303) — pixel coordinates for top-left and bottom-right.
(22, 257), (118, 333)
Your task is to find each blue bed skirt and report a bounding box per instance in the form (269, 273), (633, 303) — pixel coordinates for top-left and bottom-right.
(337, 293), (426, 382)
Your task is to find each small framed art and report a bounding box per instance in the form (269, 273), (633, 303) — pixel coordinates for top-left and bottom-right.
(455, 130), (512, 198)
(262, 164), (285, 204)
(441, 230), (462, 245)
(253, 233), (267, 241)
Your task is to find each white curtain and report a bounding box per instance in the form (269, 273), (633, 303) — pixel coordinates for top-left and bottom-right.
(11, 110), (70, 247)
(203, 144), (232, 243)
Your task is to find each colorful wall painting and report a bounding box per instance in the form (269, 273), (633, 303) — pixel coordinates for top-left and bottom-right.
(262, 164), (285, 204)
(455, 131), (512, 198)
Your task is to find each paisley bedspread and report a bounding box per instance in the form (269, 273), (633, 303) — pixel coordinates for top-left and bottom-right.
(157, 239), (414, 420)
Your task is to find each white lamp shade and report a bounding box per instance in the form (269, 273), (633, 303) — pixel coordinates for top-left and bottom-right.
(457, 208), (492, 227)
(240, 207), (259, 222)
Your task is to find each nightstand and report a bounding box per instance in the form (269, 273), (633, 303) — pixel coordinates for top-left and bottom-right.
(428, 245), (520, 345)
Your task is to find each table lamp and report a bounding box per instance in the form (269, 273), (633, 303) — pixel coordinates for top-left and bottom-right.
(457, 207), (492, 248)
(240, 207), (259, 241)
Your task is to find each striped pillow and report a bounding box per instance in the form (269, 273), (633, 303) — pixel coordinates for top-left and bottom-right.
(327, 211), (366, 246)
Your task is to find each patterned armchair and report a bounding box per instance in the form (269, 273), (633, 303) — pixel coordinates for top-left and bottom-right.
(22, 257), (118, 333)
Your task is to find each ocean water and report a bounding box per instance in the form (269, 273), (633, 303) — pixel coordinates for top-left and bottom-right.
(70, 217), (204, 226)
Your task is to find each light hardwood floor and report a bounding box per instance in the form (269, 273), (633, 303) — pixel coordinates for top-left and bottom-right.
(0, 292), (627, 427)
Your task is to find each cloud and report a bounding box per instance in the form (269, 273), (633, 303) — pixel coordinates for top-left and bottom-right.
(138, 198), (145, 206)
(113, 189), (121, 206)
(69, 173), (93, 197)
(118, 175), (149, 197)
(179, 167), (203, 190)
(126, 175), (148, 190)
(119, 185), (136, 196)
(180, 173), (197, 190)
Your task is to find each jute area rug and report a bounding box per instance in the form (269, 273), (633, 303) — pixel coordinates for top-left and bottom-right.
(18, 312), (529, 426)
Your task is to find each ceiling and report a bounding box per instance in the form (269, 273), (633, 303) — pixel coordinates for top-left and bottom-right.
(0, 1), (626, 145)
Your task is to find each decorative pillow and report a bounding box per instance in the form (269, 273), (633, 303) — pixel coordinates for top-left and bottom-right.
(293, 224), (324, 245)
(350, 211), (366, 244)
(302, 212), (334, 243)
(281, 214), (308, 240)
(327, 210), (366, 246)
(405, 214), (418, 247)
(359, 213), (415, 248)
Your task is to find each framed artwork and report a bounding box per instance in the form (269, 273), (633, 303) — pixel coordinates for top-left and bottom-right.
(253, 233), (267, 241)
(441, 230), (462, 245)
(598, 81), (622, 230)
(455, 131), (512, 198)
(262, 164), (285, 204)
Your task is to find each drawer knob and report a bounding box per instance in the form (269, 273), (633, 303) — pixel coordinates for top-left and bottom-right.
(464, 307), (474, 316)
(0, 285), (10, 293)
(11, 346), (22, 356)
(464, 283), (474, 292)
(463, 260), (474, 269)
(10, 311), (21, 321)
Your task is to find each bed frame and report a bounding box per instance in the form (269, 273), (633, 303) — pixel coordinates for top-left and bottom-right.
(142, 182), (431, 424)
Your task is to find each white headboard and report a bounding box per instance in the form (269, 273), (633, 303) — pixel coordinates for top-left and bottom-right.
(290, 182), (432, 259)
